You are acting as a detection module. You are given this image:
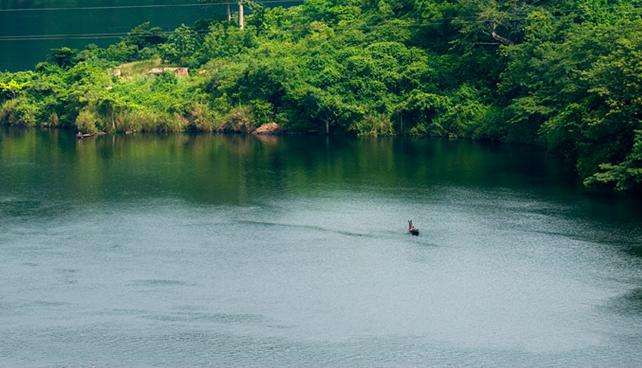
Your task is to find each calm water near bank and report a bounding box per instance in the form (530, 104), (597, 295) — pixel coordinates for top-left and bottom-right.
(1, 129), (641, 367)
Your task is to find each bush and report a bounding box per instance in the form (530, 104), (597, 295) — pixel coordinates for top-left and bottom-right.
(351, 114), (394, 137)
(154, 113), (186, 133)
(396, 91), (450, 136)
(217, 105), (256, 133)
(75, 108), (100, 134)
(409, 122), (429, 137)
(186, 103), (216, 132)
(434, 85), (490, 139)
(584, 131), (642, 192)
(0, 98), (38, 127)
(112, 108), (185, 133)
(48, 112), (59, 128)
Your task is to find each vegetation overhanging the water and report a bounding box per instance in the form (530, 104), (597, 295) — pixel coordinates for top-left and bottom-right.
(0, 0), (640, 194)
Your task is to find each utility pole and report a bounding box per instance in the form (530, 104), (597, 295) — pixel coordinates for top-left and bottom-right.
(227, 3), (232, 22)
(238, 1), (245, 30)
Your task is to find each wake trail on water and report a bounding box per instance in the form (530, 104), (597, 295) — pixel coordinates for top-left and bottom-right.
(238, 220), (373, 239)
(178, 219), (442, 247)
(237, 220), (442, 247)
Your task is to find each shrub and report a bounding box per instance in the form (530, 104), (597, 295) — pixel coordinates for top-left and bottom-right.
(0, 98), (38, 127)
(115, 108), (184, 133)
(409, 122), (429, 137)
(154, 113), (185, 133)
(48, 112), (59, 127)
(186, 103), (216, 132)
(217, 105), (256, 133)
(584, 131), (642, 192)
(351, 114), (394, 137)
(75, 108), (100, 134)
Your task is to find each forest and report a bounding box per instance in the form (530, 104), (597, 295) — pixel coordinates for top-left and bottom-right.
(0, 0), (640, 193)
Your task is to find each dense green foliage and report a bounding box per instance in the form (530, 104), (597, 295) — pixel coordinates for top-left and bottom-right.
(0, 0), (640, 193)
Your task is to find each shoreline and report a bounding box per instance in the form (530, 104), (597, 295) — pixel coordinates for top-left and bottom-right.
(1, 122), (512, 143)
(3, 124), (639, 200)
(4, 124), (641, 199)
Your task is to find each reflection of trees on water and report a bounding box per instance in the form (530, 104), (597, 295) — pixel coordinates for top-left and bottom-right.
(1, 127), (640, 218)
(0, 129), (619, 203)
(0, 130), (537, 203)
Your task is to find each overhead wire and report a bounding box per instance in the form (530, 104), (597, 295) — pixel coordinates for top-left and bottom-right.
(0, 27), (222, 41)
(0, 1), (638, 41)
(0, 0), (303, 12)
(0, 0), (304, 41)
(0, 15), (595, 42)
(0, 16), (522, 41)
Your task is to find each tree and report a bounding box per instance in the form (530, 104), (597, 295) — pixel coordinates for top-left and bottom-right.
(159, 25), (202, 66)
(49, 47), (78, 68)
(123, 22), (167, 49)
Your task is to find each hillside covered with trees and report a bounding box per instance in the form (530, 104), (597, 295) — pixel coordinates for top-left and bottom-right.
(0, 0), (640, 193)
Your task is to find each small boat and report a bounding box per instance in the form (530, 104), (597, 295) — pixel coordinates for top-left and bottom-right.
(408, 220), (420, 236)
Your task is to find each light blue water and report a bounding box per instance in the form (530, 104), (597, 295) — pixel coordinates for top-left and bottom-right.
(1, 130), (641, 367)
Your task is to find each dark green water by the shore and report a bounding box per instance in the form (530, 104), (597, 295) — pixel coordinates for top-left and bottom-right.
(1, 128), (641, 367)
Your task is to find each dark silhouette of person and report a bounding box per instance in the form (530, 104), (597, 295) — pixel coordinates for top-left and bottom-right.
(408, 220), (419, 235)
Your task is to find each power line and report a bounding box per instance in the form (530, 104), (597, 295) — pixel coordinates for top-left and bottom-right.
(0, 35), (127, 41)
(0, 0), (302, 12)
(0, 6), (638, 41)
(0, 15), (596, 41)
(0, 28), (215, 41)
(2, 10), (639, 41)
(1, 29), (244, 41)
(0, 32), (129, 40)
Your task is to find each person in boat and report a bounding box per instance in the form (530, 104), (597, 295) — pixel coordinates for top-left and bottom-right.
(408, 220), (419, 235)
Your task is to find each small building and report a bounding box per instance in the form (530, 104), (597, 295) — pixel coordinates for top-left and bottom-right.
(147, 67), (189, 78)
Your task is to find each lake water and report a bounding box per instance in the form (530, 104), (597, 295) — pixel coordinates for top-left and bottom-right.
(1, 129), (641, 367)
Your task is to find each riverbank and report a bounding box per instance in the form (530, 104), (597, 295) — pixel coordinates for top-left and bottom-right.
(69, 120), (284, 138)
(1, 0), (640, 193)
